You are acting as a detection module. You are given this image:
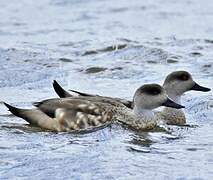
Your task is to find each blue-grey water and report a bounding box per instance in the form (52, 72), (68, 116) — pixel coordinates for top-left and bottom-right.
(0, 0), (213, 179)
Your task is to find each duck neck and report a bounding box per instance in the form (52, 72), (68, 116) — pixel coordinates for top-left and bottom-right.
(166, 91), (181, 104)
(133, 106), (155, 121)
(163, 91), (183, 114)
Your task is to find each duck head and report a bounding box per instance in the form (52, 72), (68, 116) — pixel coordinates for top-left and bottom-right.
(133, 84), (184, 111)
(163, 71), (210, 98)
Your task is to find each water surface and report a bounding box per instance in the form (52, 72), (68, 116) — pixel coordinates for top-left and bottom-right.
(0, 0), (213, 179)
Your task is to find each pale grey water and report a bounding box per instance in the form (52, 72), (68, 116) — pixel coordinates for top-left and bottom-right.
(0, 0), (213, 179)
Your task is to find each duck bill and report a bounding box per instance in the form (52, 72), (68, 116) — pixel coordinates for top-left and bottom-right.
(162, 98), (185, 109)
(190, 82), (211, 92)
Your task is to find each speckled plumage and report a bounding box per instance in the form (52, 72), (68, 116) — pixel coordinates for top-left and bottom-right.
(4, 101), (113, 132)
(155, 108), (186, 125)
(34, 96), (158, 131)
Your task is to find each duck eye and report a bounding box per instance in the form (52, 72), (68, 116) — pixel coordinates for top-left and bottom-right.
(152, 90), (160, 95)
(180, 74), (189, 81)
(149, 88), (161, 95)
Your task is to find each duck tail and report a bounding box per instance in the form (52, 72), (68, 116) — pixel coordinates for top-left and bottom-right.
(33, 101), (43, 107)
(4, 102), (38, 125)
(69, 89), (93, 97)
(4, 102), (23, 118)
(4, 102), (55, 128)
(53, 80), (72, 98)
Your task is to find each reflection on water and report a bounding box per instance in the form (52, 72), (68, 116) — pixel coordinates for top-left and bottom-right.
(0, 0), (213, 179)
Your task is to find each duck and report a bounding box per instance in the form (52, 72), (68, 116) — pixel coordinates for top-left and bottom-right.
(4, 99), (113, 132)
(52, 71), (211, 125)
(4, 84), (184, 132)
(157, 71), (210, 125)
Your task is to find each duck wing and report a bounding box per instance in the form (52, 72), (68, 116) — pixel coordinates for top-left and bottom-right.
(53, 80), (73, 98)
(53, 80), (133, 108)
(33, 98), (112, 117)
